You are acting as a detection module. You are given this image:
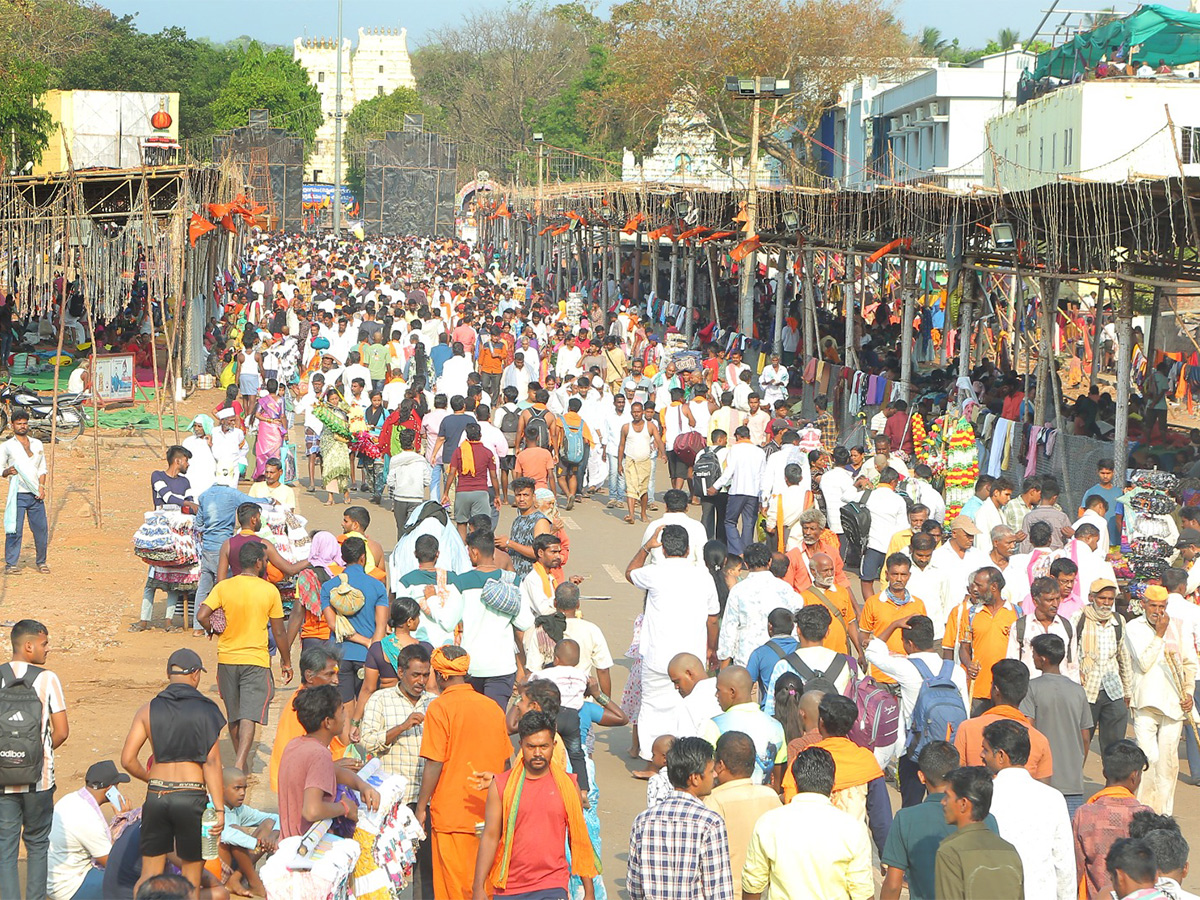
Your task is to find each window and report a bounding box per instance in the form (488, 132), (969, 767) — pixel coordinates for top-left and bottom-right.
(377, 85), (384, 96)
(674, 152), (692, 174)
(379, 65), (384, 74)
(1039, 137), (1044, 170)
(1064, 129), (1074, 166)
(1182, 126), (1200, 164)
(318, 71), (324, 83)
(1051, 134), (1056, 169)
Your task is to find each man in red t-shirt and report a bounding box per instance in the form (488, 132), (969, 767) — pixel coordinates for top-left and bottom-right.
(473, 710), (598, 899)
(445, 422), (499, 538)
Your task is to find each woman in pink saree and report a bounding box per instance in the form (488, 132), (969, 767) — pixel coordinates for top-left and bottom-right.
(252, 377), (287, 480)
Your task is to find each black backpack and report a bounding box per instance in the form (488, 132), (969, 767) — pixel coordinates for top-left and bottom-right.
(499, 404), (520, 450)
(1016, 614), (1074, 663)
(0, 663), (45, 787)
(525, 408), (551, 450)
(691, 447), (722, 491)
(766, 640), (848, 698)
(839, 488), (873, 569)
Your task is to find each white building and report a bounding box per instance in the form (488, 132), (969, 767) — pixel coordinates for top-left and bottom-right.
(622, 88), (785, 189)
(293, 27), (416, 183)
(827, 50), (1035, 191)
(986, 77), (1200, 191)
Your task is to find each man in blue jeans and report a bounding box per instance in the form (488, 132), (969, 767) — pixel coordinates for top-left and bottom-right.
(0, 619), (70, 900)
(1, 409), (49, 575)
(192, 483), (271, 636)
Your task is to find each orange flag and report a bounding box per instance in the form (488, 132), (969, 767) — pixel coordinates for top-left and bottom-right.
(729, 235), (762, 262)
(188, 213), (217, 247)
(679, 226), (710, 242)
(206, 203), (229, 219)
(621, 212), (645, 235)
(699, 230), (736, 244)
(220, 212), (238, 233)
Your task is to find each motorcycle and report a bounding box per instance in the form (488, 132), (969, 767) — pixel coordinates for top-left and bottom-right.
(0, 382), (87, 443)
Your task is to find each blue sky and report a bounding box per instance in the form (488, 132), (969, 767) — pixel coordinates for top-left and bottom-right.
(103, 0), (1179, 48)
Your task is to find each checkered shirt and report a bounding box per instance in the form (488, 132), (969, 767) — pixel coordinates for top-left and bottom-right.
(360, 686), (432, 804)
(815, 410), (839, 453)
(628, 791), (734, 900)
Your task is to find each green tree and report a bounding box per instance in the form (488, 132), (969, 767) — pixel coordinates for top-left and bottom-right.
(343, 86), (432, 194)
(54, 16), (240, 149)
(0, 62), (54, 170)
(210, 42), (322, 148)
(996, 28), (1021, 50)
(917, 26), (948, 57)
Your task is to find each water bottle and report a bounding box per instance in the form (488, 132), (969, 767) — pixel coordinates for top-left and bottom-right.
(201, 807), (219, 860)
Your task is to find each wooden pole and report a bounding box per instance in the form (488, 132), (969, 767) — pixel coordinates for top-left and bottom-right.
(1089, 279), (1106, 387)
(899, 257), (916, 402)
(772, 246), (787, 356)
(1113, 278), (1134, 490)
(706, 244), (721, 325)
(141, 170), (166, 454)
(45, 255), (69, 523)
(685, 241), (696, 344)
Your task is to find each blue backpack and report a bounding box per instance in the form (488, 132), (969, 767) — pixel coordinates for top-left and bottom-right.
(907, 658), (967, 756)
(563, 419), (586, 464)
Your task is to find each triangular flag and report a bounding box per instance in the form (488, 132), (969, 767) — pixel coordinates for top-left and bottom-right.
(220, 212), (238, 233)
(729, 235), (762, 262)
(621, 212), (645, 235)
(188, 212), (217, 247)
(206, 203), (229, 219)
(699, 230), (736, 244)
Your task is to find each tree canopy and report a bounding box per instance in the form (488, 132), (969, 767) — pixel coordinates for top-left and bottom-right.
(343, 86), (433, 194)
(210, 43), (323, 147)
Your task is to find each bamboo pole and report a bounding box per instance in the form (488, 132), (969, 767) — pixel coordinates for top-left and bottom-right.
(141, 169), (166, 454)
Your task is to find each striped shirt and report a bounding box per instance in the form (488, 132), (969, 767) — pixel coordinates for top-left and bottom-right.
(628, 791), (734, 900)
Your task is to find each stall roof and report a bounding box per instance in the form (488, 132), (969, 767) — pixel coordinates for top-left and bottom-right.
(1032, 4), (1200, 79)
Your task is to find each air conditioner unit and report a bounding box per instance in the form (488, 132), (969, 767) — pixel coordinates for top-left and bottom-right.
(902, 113), (912, 127)
(915, 107), (926, 121)
(929, 101), (941, 117)
(890, 117), (900, 131)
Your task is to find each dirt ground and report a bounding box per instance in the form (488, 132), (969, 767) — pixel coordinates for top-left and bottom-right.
(9, 386), (1200, 900)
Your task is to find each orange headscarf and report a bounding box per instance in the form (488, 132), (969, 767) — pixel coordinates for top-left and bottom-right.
(431, 646), (471, 677)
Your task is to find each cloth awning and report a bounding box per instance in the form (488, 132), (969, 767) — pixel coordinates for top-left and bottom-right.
(1032, 4), (1200, 79)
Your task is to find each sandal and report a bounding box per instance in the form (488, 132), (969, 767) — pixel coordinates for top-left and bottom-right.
(37, 565), (50, 574)
(128, 621), (151, 633)
(623, 514), (634, 524)
(4, 565), (18, 575)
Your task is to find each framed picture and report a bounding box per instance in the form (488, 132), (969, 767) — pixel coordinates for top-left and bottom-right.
(94, 353), (136, 404)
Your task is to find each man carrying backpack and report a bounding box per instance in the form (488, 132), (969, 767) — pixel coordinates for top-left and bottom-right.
(1007, 576), (1079, 682)
(762, 605), (856, 714)
(557, 397), (594, 509)
(0, 619), (69, 900)
(491, 386), (522, 504)
(865, 614), (969, 807)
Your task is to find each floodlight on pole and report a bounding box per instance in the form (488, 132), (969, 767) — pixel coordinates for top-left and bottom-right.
(992, 221), (1016, 250)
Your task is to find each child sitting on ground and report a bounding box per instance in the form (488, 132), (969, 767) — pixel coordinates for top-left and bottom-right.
(212, 767), (280, 896)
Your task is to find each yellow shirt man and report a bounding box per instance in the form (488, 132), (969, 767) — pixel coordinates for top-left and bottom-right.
(202, 574), (283, 667)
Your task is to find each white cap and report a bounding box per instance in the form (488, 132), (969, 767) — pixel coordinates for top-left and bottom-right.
(216, 408), (235, 420)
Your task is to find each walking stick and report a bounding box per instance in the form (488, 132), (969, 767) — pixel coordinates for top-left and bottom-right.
(1165, 650), (1200, 747)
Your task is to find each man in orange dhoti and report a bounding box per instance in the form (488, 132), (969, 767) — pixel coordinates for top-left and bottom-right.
(415, 645), (513, 898)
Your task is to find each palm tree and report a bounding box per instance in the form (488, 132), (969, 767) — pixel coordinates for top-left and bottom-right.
(997, 27), (1021, 50)
(917, 26), (948, 57)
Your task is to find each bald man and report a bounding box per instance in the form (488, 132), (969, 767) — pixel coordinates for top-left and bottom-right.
(700, 665), (788, 789)
(666, 652), (722, 742)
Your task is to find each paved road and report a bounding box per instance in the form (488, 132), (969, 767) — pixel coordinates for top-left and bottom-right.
(293, 473), (1200, 899)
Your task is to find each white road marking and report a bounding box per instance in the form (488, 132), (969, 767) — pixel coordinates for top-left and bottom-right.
(561, 516), (580, 531)
(603, 564), (628, 584)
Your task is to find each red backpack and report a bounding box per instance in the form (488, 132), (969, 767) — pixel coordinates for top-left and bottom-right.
(847, 675), (900, 752)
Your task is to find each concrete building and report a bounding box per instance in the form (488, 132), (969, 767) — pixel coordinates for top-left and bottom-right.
(622, 88), (785, 189)
(34, 90), (180, 175)
(986, 77), (1200, 191)
(824, 50), (1035, 191)
(293, 27), (416, 183)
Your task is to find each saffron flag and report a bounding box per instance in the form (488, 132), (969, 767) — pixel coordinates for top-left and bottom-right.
(188, 213), (217, 247)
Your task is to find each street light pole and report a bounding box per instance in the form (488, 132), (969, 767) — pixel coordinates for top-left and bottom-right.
(739, 84), (761, 335)
(332, 0), (344, 237)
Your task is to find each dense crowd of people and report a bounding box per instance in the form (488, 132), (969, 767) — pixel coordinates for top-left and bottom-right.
(4, 230), (1200, 900)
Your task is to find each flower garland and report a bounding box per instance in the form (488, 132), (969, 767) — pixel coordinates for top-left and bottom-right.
(941, 413), (979, 523)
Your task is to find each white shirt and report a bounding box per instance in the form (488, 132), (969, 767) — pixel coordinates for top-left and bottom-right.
(47, 790), (112, 900)
(438, 354), (473, 400)
(1126, 614), (1200, 719)
(907, 562), (952, 640)
(1007, 613), (1081, 682)
(905, 478), (946, 526)
(758, 364), (789, 405)
(211, 427), (248, 465)
(713, 440), (766, 497)
(676, 677), (722, 738)
(973, 499), (1005, 554)
(989, 766), (1075, 900)
(761, 444), (807, 504)
(1071, 509), (1111, 555)
(863, 639), (969, 750)
(555, 344), (583, 379)
(341, 362), (372, 398)
(865, 486), (909, 553)
(0, 435), (47, 495)
(931, 544), (990, 610)
(718, 571), (802, 666)
(629, 559), (721, 674)
(820, 467), (855, 533)
(641, 511), (708, 566)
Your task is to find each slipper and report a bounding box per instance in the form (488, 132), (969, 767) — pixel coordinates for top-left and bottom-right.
(37, 565), (50, 574)
(623, 514), (634, 524)
(192, 628), (207, 638)
(128, 621), (151, 633)
(4, 565), (18, 575)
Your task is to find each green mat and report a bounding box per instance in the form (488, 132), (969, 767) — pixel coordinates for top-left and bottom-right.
(82, 404), (188, 431)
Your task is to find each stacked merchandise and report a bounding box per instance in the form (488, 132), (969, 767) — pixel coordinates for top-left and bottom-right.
(261, 507), (311, 603)
(1122, 469), (1180, 616)
(133, 507), (200, 593)
(940, 412), (979, 523)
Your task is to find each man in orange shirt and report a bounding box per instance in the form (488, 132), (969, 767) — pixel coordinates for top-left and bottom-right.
(268, 646), (348, 792)
(955, 658), (1054, 781)
(415, 645), (512, 900)
(799, 552), (864, 658)
(942, 566), (1016, 715)
(858, 553), (926, 684)
(785, 520), (848, 592)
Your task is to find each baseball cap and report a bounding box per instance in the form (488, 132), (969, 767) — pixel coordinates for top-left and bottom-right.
(1177, 528), (1200, 548)
(85, 760), (130, 788)
(1089, 577), (1118, 594)
(167, 648), (206, 676)
(950, 515), (980, 536)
